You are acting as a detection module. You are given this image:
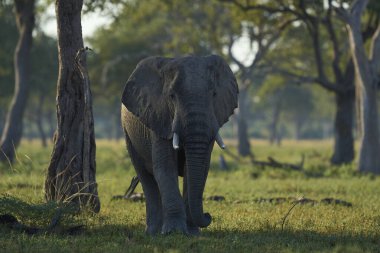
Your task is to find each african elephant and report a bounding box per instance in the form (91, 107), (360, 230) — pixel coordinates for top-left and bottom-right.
(121, 55), (238, 235)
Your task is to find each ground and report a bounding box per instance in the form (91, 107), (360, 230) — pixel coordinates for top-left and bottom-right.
(0, 139), (379, 253)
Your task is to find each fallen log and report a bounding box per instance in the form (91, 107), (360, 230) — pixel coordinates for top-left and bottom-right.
(112, 176), (140, 200)
(223, 147), (304, 171)
(252, 155), (305, 171)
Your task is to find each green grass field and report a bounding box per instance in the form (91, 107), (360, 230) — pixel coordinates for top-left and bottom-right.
(0, 139), (379, 253)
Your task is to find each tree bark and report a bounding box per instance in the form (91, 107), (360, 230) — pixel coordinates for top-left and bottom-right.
(0, 0), (35, 163)
(331, 89), (355, 164)
(236, 86), (251, 157)
(45, 0), (100, 212)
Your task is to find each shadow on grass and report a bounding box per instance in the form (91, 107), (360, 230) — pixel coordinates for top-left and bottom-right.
(87, 226), (380, 252)
(1, 223), (379, 252)
(200, 229), (380, 252)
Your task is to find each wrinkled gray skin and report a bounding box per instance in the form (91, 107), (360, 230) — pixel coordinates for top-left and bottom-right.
(121, 55), (238, 235)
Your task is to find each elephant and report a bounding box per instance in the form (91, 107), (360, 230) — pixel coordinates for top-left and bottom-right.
(121, 55), (238, 235)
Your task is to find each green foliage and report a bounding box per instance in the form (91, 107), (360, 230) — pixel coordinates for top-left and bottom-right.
(88, 0), (237, 96)
(0, 140), (379, 252)
(24, 32), (58, 125)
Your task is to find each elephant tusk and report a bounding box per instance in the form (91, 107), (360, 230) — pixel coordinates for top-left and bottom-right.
(173, 132), (180, 150)
(215, 133), (226, 149)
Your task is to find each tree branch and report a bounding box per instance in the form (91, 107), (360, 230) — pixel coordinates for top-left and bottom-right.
(298, 0), (317, 24)
(100, 52), (148, 89)
(324, 0), (343, 82)
(249, 18), (297, 69)
(335, 0), (368, 26)
(294, 0), (337, 92)
(272, 66), (339, 92)
(370, 24), (380, 71)
(218, 0), (304, 19)
(336, 0), (372, 86)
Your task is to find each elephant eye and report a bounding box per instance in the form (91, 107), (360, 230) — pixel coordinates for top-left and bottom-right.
(213, 91), (217, 97)
(170, 93), (175, 100)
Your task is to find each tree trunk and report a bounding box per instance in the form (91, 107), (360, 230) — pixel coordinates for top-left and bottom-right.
(114, 113), (123, 140)
(0, 109), (4, 137)
(0, 0), (35, 163)
(35, 94), (47, 147)
(295, 118), (304, 140)
(269, 99), (281, 145)
(45, 0), (100, 212)
(338, 0), (380, 174)
(331, 90), (355, 164)
(236, 86), (251, 157)
(46, 109), (56, 139)
(359, 84), (380, 173)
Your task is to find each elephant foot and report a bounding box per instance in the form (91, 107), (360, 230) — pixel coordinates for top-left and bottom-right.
(187, 225), (200, 236)
(145, 224), (162, 236)
(161, 217), (188, 235)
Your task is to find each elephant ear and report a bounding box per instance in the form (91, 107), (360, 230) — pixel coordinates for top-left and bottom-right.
(121, 56), (173, 139)
(207, 55), (239, 127)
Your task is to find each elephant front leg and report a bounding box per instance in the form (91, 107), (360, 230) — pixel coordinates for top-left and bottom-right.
(152, 138), (187, 235)
(183, 173), (200, 235)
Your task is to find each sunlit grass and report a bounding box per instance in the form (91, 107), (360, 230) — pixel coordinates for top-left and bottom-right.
(0, 139), (379, 252)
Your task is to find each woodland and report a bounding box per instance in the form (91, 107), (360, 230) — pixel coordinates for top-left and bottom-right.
(0, 0), (380, 252)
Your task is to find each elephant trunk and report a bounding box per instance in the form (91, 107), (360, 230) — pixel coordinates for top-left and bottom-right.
(185, 138), (212, 228)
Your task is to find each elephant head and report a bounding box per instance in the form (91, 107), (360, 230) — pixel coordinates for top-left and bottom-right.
(122, 55), (238, 228)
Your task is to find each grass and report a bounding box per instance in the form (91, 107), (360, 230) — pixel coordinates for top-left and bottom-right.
(0, 139), (379, 252)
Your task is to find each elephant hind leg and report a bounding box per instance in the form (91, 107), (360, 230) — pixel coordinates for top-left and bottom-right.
(124, 134), (162, 235)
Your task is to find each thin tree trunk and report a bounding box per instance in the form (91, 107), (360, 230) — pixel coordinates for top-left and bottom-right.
(45, 0), (100, 212)
(269, 99), (281, 145)
(36, 94), (47, 147)
(295, 117), (304, 140)
(0, 109), (4, 137)
(331, 90), (355, 164)
(114, 113), (123, 140)
(46, 109), (56, 139)
(0, 0), (35, 163)
(236, 86), (251, 157)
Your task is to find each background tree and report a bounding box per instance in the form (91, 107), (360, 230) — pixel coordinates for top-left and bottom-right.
(222, 0), (379, 164)
(88, 0), (238, 140)
(0, 0), (35, 163)
(0, 3), (18, 137)
(336, 0), (380, 174)
(0, 0), (364, 162)
(223, 5), (295, 156)
(24, 33), (58, 146)
(255, 74), (314, 143)
(44, 0), (100, 212)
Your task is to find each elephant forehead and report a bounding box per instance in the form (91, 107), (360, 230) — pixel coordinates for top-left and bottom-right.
(164, 57), (213, 93)
(177, 68), (212, 91)
(176, 77), (210, 95)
